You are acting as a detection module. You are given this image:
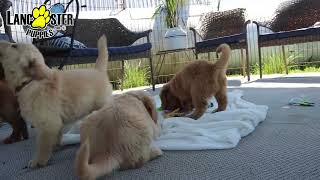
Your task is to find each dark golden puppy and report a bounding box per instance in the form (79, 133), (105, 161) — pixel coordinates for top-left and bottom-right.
(0, 65), (28, 144)
(160, 44), (231, 120)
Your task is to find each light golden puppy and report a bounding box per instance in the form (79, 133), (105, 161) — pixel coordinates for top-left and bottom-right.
(75, 91), (162, 180)
(0, 35), (112, 167)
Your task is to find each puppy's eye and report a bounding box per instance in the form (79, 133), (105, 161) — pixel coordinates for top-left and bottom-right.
(11, 44), (18, 49)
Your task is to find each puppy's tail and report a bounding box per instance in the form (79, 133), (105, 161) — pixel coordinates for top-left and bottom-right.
(75, 140), (119, 180)
(215, 44), (231, 69)
(95, 35), (109, 72)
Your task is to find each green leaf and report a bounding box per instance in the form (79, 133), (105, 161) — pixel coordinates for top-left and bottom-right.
(152, 0), (187, 28)
(152, 5), (163, 19)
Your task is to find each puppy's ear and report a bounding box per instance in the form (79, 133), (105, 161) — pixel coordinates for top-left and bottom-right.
(130, 91), (158, 124)
(160, 85), (170, 108)
(160, 85), (169, 99)
(143, 95), (158, 124)
(162, 84), (169, 92)
(22, 58), (45, 80)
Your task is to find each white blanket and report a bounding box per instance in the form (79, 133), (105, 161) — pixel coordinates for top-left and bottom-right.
(61, 90), (268, 150)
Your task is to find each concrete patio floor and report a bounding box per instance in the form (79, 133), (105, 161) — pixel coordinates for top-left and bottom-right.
(1, 73), (320, 180)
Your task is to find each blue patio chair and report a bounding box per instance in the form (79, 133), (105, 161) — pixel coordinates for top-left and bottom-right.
(26, 0), (155, 91)
(0, 0), (13, 42)
(62, 18), (154, 90)
(0, 30), (9, 80)
(190, 8), (251, 80)
(252, 0), (320, 78)
(0, 0), (13, 80)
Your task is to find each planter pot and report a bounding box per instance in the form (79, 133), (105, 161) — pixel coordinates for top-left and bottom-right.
(164, 27), (187, 51)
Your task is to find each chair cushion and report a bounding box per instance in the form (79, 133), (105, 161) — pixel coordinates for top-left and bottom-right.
(195, 33), (246, 50)
(0, 33), (10, 41)
(70, 43), (152, 57)
(260, 27), (320, 42)
(48, 32), (87, 49)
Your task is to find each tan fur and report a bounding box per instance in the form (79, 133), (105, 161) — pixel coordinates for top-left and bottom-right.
(0, 35), (112, 167)
(75, 91), (162, 180)
(160, 44), (231, 120)
(0, 80), (28, 144)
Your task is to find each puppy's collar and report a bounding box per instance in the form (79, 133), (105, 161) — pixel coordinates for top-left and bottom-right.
(15, 79), (33, 94)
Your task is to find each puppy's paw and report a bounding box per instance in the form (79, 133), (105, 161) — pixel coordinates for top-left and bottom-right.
(154, 148), (163, 157)
(28, 159), (47, 168)
(3, 135), (22, 144)
(53, 144), (62, 152)
(3, 138), (13, 144)
(186, 114), (197, 120)
(28, 160), (38, 168)
(3, 138), (14, 144)
(150, 146), (163, 159)
(211, 108), (218, 113)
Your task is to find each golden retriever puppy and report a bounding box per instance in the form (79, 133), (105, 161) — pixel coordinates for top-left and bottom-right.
(160, 44), (231, 120)
(0, 35), (112, 167)
(75, 91), (162, 180)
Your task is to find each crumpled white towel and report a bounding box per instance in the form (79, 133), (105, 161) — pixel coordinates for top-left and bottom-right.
(154, 90), (268, 150)
(61, 90), (268, 150)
